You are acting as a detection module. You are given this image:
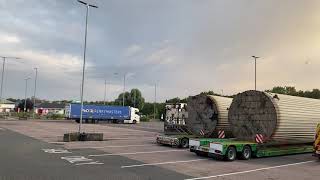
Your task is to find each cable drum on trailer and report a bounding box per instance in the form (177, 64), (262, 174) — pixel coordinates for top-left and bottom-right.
(228, 90), (320, 144)
(186, 95), (233, 137)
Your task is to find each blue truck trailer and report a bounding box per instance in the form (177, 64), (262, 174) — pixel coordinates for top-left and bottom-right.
(65, 104), (140, 124)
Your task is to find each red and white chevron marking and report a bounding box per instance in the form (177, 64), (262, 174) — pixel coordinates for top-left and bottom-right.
(218, 130), (225, 139)
(199, 129), (205, 136)
(255, 134), (264, 143)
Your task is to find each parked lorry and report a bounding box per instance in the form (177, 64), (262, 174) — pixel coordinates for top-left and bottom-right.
(65, 104), (140, 124)
(314, 123), (320, 159)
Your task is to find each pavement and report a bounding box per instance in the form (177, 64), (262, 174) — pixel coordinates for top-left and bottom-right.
(0, 120), (319, 180)
(0, 126), (189, 180)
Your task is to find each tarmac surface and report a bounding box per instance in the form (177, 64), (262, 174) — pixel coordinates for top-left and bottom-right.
(0, 119), (319, 180)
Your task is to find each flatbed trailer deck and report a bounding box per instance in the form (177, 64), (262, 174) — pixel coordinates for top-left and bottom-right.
(191, 139), (313, 161)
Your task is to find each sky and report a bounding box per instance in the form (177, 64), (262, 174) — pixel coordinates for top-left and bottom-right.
(0, 0), (320, 102)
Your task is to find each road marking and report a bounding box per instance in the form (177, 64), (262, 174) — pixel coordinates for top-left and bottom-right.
(185, 160), (316, 180)
(0, 127), (4, 130)
(76, 161), (104, 166)
(72, 144), (155, 149)
(61, 156), (104, 165)
(61, 156), (92, 163)
(42, 149), (72, 154)
(121, 159), (206, 168)
(89, 149), (185, 157)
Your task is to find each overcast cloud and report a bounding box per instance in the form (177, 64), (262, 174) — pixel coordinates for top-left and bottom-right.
(0, 0), (319, 102)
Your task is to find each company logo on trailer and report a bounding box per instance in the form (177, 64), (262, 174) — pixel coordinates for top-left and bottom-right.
(81, 109), (123, 114)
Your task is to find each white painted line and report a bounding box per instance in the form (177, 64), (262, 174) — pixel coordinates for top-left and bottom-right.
(72, 144), (155, 149)
(185, 160), (316, 180)
(75, 161), (104, 166)
(0, 127), (4, 130)
(42, 149), (72, 154)
(49, 142), (67, 145)
(89, 149), (185, 157)
(121, 159), (206, 168)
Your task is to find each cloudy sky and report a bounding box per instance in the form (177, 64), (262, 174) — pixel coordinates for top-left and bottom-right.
(0, 0), (320, 102)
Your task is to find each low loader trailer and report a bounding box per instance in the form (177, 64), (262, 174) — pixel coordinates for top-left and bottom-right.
(191, 138), (313, 161)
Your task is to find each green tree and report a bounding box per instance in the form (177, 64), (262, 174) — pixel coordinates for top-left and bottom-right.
(115, 89), (145, 110)
(267, 86), (320, 99)
(166, 97), (187, 104)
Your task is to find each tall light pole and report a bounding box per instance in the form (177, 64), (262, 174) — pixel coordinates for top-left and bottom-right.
(33, 68), (38, 118)
(133, 89), (136, 108)
(154, 83), (157, 120)
(0, 56), (20, 103)
(103, 80), (107, 105)
(24, 77), (31, 112)
(252, 56), (260, 91)
(122, 73), (127, 106)
(77, 0), (98, 133)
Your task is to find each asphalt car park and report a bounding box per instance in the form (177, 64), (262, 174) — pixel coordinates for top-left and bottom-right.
(0, 120), (319, 180)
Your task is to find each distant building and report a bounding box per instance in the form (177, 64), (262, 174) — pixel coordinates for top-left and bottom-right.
(35, 102), (66, 115)
(0, 99), (15, 112)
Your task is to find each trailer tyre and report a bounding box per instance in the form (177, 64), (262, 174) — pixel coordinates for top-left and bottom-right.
(225, 146), (237, 161)
(240, 145), (252, 160)
(180, 138), (189, 148)
(75, 119), (80, 123)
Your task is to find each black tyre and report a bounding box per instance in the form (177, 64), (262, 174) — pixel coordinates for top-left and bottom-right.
(180, 138), (189, 148)
(75, 119), (80, 123)
(133, 120), (137, 124)
(240, 145), (252, 160)
(225, 146), (237, 161)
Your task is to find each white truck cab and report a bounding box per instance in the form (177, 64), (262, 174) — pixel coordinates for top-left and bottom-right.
(124, 107), (140, 124)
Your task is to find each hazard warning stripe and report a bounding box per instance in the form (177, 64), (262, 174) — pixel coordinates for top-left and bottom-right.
(218, 130), (225, 139)
(255, 134), (264, 143)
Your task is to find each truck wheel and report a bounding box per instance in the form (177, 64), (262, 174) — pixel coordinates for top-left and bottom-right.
(180, 138), (189, 148)
(240, 145), (251, 160)
(133, 120), (137, 124)
(75, 119), (80, 123)
(225, 146), (237, 161)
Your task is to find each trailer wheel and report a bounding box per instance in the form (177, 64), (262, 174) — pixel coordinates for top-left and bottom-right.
(225, 146), (237, 161)
(180, 138), (189, 148)
(75, 119), (80, 123)
(240, 145), (251, 160)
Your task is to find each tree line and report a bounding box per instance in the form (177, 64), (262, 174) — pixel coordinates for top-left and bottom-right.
(267, 86), (320, 99)
(7, 86), (320, 115)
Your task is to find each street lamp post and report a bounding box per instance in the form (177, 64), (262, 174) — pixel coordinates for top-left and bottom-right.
(154, 83), (157, 120)
(0, 56), (20, 103)
(103, 80), (107, 105)
(252, 56), (260, 91)
(133, 89), (136, 108)
(123, 73), (126, 106)
(77, 0), (98, 133)
(24, 77), (31, 112)
(33, 68), (38, 118)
